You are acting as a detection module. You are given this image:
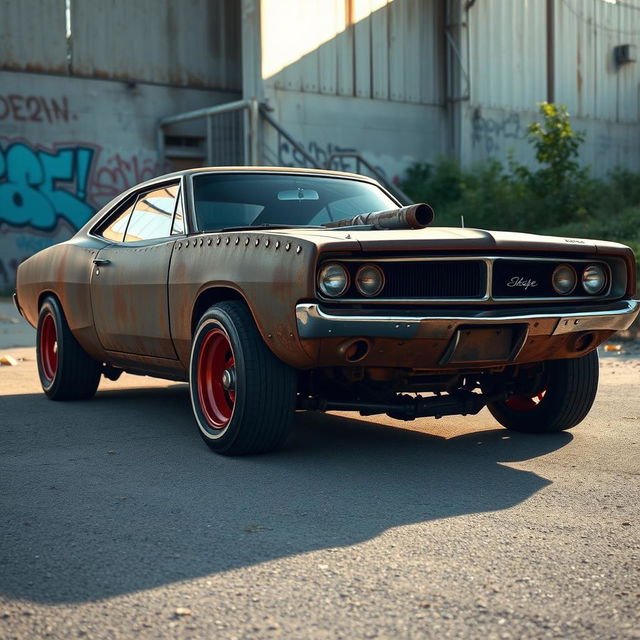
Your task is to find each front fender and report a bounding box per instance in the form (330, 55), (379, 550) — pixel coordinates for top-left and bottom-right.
(169, 232), (327, 368)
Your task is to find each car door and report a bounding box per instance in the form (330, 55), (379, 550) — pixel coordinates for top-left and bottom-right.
(90, 181), (183, 359)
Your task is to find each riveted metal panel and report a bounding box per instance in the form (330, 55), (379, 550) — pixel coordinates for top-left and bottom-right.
(0, 0), (68, 74)
(71, 0), (241, 89)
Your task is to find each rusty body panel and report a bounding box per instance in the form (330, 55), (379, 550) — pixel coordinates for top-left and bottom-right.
(15, 167), (640, 382)
(91, 240), (177, 359)
(16, 237), (105, 362)
(307, 330), (617, 371)
(168, 229), (359, 368)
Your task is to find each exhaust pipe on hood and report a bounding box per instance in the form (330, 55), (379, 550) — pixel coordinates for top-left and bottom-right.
(323, 203), (435, 231)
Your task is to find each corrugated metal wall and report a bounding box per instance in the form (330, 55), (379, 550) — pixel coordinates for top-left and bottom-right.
(463, 0), (640, 174)
(262, 0), (443, 105)
(468, 0), (639, 122)
(0, 0), (68, 74)
(468, 0), (547, 111)
(555, 0), (640, 122)
(72, 0), (240, 89)
(0, 0), (241, 90)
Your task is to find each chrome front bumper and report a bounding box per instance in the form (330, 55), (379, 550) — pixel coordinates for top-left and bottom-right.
(295, 300), (640, 340)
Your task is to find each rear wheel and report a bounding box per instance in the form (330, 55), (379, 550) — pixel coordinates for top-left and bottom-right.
(487, 350), (599, 433)
(189, 301), (296, 455)
(37, 297), (102, 400)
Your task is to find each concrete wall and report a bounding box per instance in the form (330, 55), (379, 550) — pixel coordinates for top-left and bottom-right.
(0, 71), (237, 293)
(461, 103), (640, 176)
(263, 88), (445, 185)
(0, 0), (242, 293)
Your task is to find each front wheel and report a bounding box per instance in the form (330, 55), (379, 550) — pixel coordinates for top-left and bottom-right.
(189, 301), (296, 455)
(487, 350), (599, 433)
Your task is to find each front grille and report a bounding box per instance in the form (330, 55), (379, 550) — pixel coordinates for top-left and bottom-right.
(318, 255), (614, 303)
(492, 259), (610, 299)
(341, 260), (487, 299)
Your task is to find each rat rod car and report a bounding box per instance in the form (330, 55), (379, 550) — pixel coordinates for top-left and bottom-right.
(14, 168), (639, 455)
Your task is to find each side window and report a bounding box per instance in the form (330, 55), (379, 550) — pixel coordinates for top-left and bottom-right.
(171, 190), (185, 235)
(99, 200), (135, 242)
(124, 184), (179, 242)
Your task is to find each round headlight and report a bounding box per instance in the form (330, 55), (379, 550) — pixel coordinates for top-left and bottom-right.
(355, 264), (385, 297)
(582, 264), (606, 295)
(318, 263), (349, 297)
(552, 264), (577, 295)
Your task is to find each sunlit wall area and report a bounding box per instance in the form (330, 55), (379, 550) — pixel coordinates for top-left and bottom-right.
(256, 0), (446, 183)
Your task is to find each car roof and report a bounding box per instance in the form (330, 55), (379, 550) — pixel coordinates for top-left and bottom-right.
(135, 166), (381, 190)
(77, 166), (388, 238)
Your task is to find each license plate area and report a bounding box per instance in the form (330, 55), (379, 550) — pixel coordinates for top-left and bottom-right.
(439, 325), (528, 365)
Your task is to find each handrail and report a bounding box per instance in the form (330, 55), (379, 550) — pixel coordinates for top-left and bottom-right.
(159, 99), (252, 127)
(325, 152), (413, 205)
(258, 106), (322, 169)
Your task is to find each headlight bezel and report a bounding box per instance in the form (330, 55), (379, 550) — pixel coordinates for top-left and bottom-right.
(581, 264), (608, 295)
(355, 264), (385, 297)
(551, 263), (578, 296)
(317, 262), (350, 298)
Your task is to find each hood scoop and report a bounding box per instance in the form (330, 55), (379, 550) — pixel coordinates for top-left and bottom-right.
(323, 203), (434, 231)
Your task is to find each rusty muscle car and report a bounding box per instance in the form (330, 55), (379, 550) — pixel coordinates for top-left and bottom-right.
(14, 168), (640, 455)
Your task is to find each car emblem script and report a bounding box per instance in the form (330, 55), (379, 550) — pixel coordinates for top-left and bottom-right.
(507, 276), (538, 290)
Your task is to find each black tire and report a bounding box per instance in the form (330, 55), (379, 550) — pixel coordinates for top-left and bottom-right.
(487, 350), (599, 433)
(189, 301), (296, 455)
(36, 296), (102, 400)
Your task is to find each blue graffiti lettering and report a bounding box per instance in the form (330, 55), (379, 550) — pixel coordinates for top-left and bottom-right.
(0, 141), (96, 231)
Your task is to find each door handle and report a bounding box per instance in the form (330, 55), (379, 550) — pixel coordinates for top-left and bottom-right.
(93, 259), (111, 266)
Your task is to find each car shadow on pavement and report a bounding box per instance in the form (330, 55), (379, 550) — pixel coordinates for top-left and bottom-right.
(0, 383), (571, 604)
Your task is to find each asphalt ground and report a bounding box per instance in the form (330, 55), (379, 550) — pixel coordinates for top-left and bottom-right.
(0, 302), (639, 639)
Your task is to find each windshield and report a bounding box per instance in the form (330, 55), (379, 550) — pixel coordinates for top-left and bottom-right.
(192, 173), (398, 231)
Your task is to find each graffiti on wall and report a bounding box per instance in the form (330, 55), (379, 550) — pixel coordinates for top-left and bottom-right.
(0, 140), (96, 231)
(278, 140), (357, 169)
(277, 139), (388, 178)
(0, 137), (168, 290)
(0, 94), (76, 124)
(92, 153), (167, 199)
(471, 109), (523, 154)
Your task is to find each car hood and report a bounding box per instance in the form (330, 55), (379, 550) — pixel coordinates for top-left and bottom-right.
(271, 226), (613, 255)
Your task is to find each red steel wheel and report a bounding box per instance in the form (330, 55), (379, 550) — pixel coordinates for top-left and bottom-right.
(196, 328), (236, 429)
(504, 388), (547, 412)
(37, 296), (101, 400)
(487, 351), (599, 433)
(189, 301), (296, 455)
(39, 311), (58, 382)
